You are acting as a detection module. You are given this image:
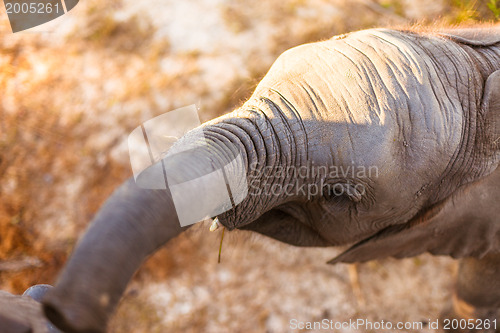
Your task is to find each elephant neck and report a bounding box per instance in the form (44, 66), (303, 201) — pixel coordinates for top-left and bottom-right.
(463, 43), (500, 81)
(429, 41), (500, 203)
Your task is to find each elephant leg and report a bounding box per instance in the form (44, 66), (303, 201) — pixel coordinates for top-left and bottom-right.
(441, 253), (500, 333)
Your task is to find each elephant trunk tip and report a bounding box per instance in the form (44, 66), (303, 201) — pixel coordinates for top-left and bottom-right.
(42, 290), (107, 333)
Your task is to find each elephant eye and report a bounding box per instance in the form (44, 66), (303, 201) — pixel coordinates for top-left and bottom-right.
(322, 184), (352, 210)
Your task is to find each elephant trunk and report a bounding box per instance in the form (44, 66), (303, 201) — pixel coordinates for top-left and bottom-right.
(42, 178), (188, 333)
(42, 100), (299, 333)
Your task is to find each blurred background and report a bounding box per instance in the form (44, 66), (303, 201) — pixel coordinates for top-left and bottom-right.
(0, 0), (498, 332)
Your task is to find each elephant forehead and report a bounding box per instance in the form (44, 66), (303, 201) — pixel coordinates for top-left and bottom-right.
(254, 28), (465, 175)
(257, 29), (463, 127)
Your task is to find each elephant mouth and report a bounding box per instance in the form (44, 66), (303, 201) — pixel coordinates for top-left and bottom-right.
(214, 210), (237, 231)
(239, 207), (334, 247)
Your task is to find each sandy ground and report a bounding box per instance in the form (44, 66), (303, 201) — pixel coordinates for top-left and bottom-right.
(0, 0), (497, 332)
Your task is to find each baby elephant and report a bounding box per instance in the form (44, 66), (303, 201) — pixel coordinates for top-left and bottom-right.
(40, 25), (499, 333)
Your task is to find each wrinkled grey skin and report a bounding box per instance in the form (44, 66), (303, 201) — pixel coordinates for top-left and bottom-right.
(40, 27), (500, 333)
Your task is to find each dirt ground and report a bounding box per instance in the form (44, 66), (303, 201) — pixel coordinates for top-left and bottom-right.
(0, 0), (497, 332)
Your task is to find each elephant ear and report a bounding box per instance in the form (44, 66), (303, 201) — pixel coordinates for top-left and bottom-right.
(437, 26), (500, 46)
(481, 70), (500, 159)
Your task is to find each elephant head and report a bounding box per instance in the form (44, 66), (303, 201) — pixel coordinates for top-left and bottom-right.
(42, 26), (500, 333)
